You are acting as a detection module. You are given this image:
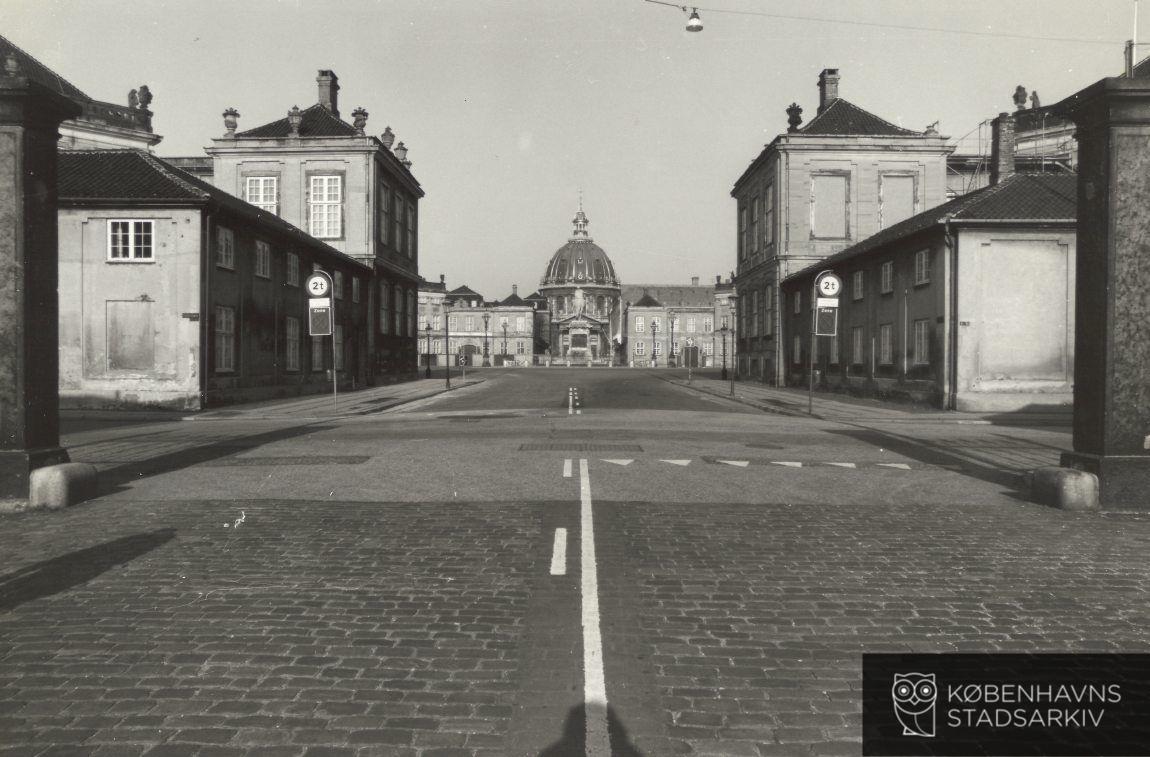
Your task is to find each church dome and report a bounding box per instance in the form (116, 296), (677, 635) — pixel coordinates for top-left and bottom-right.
(541, 208), (619, 287)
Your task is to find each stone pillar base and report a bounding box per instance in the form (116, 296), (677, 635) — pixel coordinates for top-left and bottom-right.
(1061, 451), (1150, 510)
(0, 447), (71, 499)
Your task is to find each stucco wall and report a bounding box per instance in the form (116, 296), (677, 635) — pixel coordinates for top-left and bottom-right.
(58, 207), (203, 410)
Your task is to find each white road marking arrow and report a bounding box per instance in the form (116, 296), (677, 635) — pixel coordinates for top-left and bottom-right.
(660, 459), (691, 466)
(825, 462), (857, 468)
(772, 461), (803, 467)
(718, 460), (750, 467)
(877, 463), (912, 470)
(563, 459), (573, 478)
(601, 459), (633, 466)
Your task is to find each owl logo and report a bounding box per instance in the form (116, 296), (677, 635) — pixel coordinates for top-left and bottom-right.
(891, 672), (937, 737)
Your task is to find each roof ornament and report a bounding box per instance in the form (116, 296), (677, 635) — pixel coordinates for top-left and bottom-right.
(1013, 85), (1028, 111)
(381, 126), (395, 149)
(137, 85), (152, 109)
(924, 120), (939, 136)
(288, 105), (302, 136)
(222, 108), (240, 138)
(571, 199), (590, 240)
(3, 53), (19, 75)
(786, 102), (803, 132)
(1030, 90), (1041, 109)
(351, 107), (369, 136)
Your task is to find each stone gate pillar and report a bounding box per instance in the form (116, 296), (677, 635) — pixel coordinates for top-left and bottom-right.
(1058, 78), (1150, 509)
(0, 58), (82, 499)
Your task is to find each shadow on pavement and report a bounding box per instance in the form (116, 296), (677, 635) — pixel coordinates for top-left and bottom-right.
(0, 528), (176, 612)
(827, 427), (1028, 492)
(540, 704), (645, 756)
(95, 424), (333, 495)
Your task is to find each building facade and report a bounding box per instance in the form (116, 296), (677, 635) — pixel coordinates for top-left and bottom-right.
(620, 278), (733, 369)
(57, 151), (379, 409)
(780, 171), (1076, 411)
(416, 280), (536, 367)
(732, 68), (953, 386)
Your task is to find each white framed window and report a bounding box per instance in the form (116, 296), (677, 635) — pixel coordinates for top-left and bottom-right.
(433, 314), (442, 330)
(107, 220), (154, 261)
(308, 175), (342, 238)
(913, 319), (930, 364)
(634, 341), (646, 355)
(879, 323), (893, 365)
(516, 316), (525, 331)
(811, 172), (850, 239)
(721, 315), (729, 329)
(432, 339), (442, 355)
(379, 282), (391, 334)
(285, 317), (300, 371)
(448, 315), (457, 331)
(703, 342), (713, 356)
(652, 341), (662, 356)
(516, 340), (525, 355)
(311, 336), (324, 371)
(215, 226), (235, 269)
(852, 270), (864, 301)
(215, 305), (235, 373)
(671, 340), (680, 356)
(793, 291), (801, 315)
(792, 335), (802, 364)
(651, 317), (661, 333)
(379, 182), (391, 245)
(352, 277), (360, 303)
(286, 252), (299, 286)
(333, 324), (344, 370)
(851, 326), (864, 365)
(879, 173), (916, 229)
(914, 249), (931, 285)
(245, 176), (278, 214)
(687, 318), (696, 333)
(880, 261), (894, 293)
(703, 316), (712, 333)
(465, 315), (474, 331)
(254, 240), (271, 279)
(635, 316), (645, 333)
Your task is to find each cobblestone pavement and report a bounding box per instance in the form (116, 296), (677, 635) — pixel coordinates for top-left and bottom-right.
(3, 369), (1148, 756)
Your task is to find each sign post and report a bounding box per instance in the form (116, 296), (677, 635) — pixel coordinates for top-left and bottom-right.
(686, 337), (694, 384)
(306, 271), (337, 411)
(810, 271), (842, 415)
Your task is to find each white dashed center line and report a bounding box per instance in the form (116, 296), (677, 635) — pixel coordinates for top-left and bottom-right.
(563, 458), (573, 478)
(579, 458), (610, 757)
(550, 528), (567, 575)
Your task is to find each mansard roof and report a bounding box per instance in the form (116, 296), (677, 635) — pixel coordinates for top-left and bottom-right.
(237, 103), (359, 138)
(799, 98), (921, 137)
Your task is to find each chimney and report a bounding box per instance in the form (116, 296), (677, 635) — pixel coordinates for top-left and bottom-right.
(817, 68), (840, 114)
(439, 273), (445, 285)
(716, 274), (721, 284)
(513, 284), (518, 296)
(316, 70), (340, 117)
(691, 276), (699, 286)
(989, 112), (1016, 186)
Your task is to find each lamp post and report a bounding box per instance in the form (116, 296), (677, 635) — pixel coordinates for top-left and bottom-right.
(444, 312), (451, 389)
(728, 294), (739, 388)
(424, 321), (432, 378)
(482, 311), (490, 367)
(502, 322), (509, 362)
(720, 324), (729, 381)
(668, 311), (676, 369)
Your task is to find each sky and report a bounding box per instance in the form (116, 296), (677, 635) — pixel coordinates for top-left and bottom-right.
(3, 0), (1137, 299)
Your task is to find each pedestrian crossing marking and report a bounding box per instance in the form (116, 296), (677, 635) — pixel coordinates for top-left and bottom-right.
(772, 461), (803, 468)
(601, 459), (633, 466)
(563, 459), (573, 478)
(660, 459), (691, 466)
(717, 460), (750, 467)
(825, 462), (857, 468)
(877, 463), (912, 470)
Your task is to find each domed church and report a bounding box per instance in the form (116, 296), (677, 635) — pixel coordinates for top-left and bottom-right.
(538, 206), (622, 364)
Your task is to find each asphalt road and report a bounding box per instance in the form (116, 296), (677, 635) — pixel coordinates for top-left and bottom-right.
(3, 369), (1149, 757)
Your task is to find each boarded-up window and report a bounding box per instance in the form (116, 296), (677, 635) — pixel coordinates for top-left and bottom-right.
(107, 300), (154, 371)
(880, 174), (916, 229)
(811, 174), (849, 239)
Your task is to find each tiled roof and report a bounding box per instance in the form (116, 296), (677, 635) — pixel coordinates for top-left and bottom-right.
(237, 104), (359, 138)
(631, 293), (662, 307)
(0, 33), (90, 103)
(448, 285), (483, 299)
(499, 292), (527, 307)
(800, 98), (921, 137)
(785, 173), (1077, 282)
(622, 285), (715, 308)
(58, 150), (371, 269)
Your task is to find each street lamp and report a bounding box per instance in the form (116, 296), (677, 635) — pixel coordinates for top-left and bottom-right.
(720, 324), (729, 381)
(502, 322), (509, 363)
(443, 311), (451, 389)
(424, 321), (432, 378)
(482, 311), (491, 367)
(729, 293), (739, 385)
(686, 7), (703, 32)
(668, 310), (676, 368)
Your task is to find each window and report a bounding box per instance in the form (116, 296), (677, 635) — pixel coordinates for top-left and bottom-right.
(433, 314), (442, 330)
(309, 175), (342, 238)
(829, 333), (840, 364)
(751, 290), (760, 336)
(245, 176), (278, 214)
(286, 252), (299, 286)
(285, 317), (300, 371)
(793, 335), (802, 364)
(449, 315), (458, 331)
(879, 323), (894, 365)
(254, 240), (271, 279)
(793, 291), (801, 315)
(914, 250), (931, 285)
(634, 341), (646, 355)
(913, 319), (930, 364)
(108, 220), (153, 261)
(406, 202), (416, 258)
(311, 336), (324, 371)
(352, 277), (360, 303)
(394, 195), (405, 253)
(750, 195), (760, 253)
(379, 282), (390, 334)
(516, 316), (525, 331)
(879, 174), (916, 229)
(721, 315), (729, 329)
(432, 339), (442, 355)
(881, 261), (894, 294)
(332, 271), (343, 299)
(687, 318), (696, 333)
(465, 315), (474, 331)
(738, 205), (747, 260)
(215, 306), (235, 373)
(635, 316), (645, 333)
(651, 317), (661, 333)
(394, 285), (403, 335)
(500, 316), (509, 329)
(811, 173), (849, 239)
(652, 341), (662, 356)
(703, 316), (713, 333)
(703, 342), (713, 356)
(851, 326), (864, 365)
(333, 325), (344, 370)
(764, 182), (776, 247)
(765, 287), (775, 336)
(852, 271), (864, 301)
(379, 182), (391, 245)
(516, 340), (525, 355)
(215, 226), (235, 269)
(407, 291), (416, 336)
